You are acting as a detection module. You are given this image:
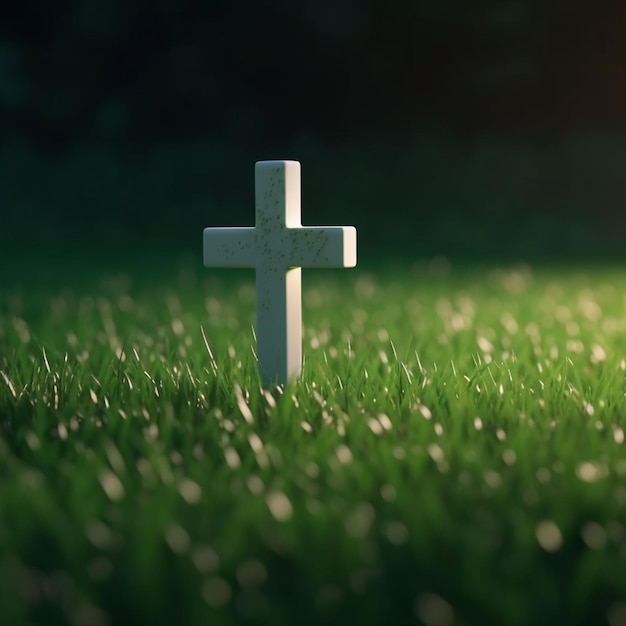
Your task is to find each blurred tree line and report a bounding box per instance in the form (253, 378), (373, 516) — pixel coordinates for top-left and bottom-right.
(2, 0), (626, 149)
(2, 0), (626, 260)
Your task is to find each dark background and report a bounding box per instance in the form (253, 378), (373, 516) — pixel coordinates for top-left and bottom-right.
(2, 0), (626, 262)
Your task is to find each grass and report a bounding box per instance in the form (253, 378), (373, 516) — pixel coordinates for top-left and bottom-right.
(2, 255), (626, 626)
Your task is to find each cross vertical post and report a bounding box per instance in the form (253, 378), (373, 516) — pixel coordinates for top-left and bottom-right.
(254, 161), (303, 384)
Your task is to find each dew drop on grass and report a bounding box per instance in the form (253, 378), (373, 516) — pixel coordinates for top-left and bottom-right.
(169, 450), (183, 467)
(336, 444), (353, 465)
(344, 502), (376, 539)
(579, 295), (602, 321)
(236, 560), (267, 588)
(135, 459), (155, 486)
(427, 444), (444, 463)
(171, 319), (184, 336)
(607, 521), (625, 542)
(536, 520), (563, 552)
(99, 470), (124, 502)
(248, 433), (264, 454)
(0, 370), (16, 398)
(262, 389), (276, 408)
(20, 469), (45, 491)
(583, 401), (595, 416)
(85, 521), (117, 550)
(88, 556), (113, 582)
(312, 390), (326, 408)
(501, 313), (519, 334)
(484, 471), (502, 488)
(143, 423), (159, 442)
(607, 602), (626, 626)
(386, 521), (409, 545)
(224, 447), (241, 470)
(418, 404), (432, 420)
(234, 384), (254, 424)
(502, 449), (517, 465)
(203, 577), (232, 608)
(566, 339), (584, 354)
(159, 466), (174, 485)
(590, 344), (607, 364)
(581, 522), (607, 550)
(266, 491), (293, 522)
(57, 423), (68, 440)
(105, 442), (125, 475)
(477, 336), (494, 354)
(378, 413), (392, 431)
(566, 321), (580, 336)
(368, 418), (383, 435)
(246, 475), (264, 495)
(536, 468), (551, 484)
(165, 524), (190, 554)
(576, 461), (608, 483)
(192, 545), (220, 574)
(179, 478), (202, 505)
(305, 462), (320, 479)
(72, 602), (109, 626)
(380, 484), (397, 502)
(414, 592), (455, 626)
(12, 317), (31, 343)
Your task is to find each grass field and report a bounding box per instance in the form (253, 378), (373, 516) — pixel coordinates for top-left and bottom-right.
(2, 255), (626, 626)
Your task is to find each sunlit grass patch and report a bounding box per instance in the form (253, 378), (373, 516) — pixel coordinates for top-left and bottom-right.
(2, 260), (626, 625)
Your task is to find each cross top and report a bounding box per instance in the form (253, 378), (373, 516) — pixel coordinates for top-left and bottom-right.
(203, 160), (357, 385)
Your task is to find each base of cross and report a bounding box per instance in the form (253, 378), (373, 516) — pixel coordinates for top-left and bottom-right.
(203, 160), (357, 385)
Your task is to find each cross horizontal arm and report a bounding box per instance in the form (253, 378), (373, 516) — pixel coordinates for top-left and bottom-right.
(286, 226), (357, 268)
(203, 227), (257, 268)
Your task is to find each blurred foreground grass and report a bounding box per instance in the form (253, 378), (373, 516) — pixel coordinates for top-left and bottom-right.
(2, 256), (626, 625)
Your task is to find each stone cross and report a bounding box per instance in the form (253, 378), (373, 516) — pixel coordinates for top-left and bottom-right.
(203, 160), (357, 385)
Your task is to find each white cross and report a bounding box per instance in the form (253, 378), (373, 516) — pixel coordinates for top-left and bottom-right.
(203, 160), (357, 385)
